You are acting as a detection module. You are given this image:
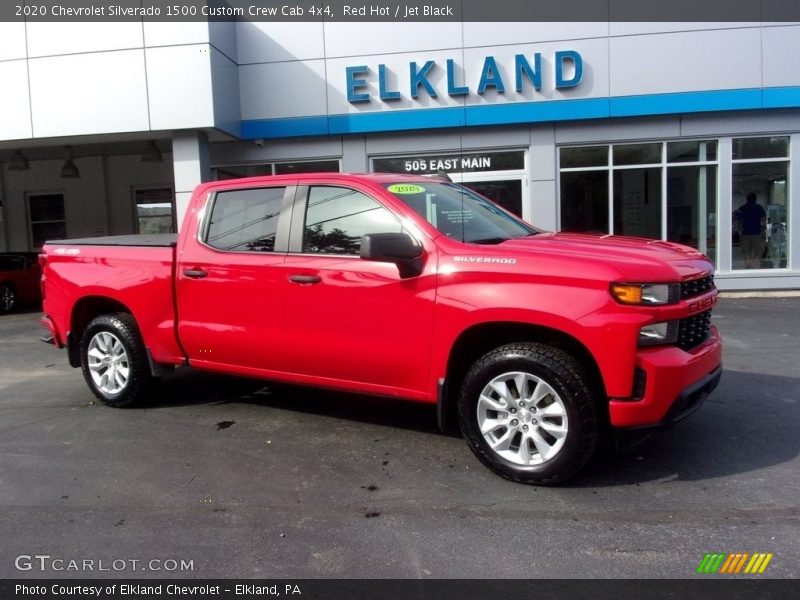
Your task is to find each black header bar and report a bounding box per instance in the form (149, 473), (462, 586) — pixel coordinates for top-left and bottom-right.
(3, 1), (800, 22)
(2, 579), (800, 600)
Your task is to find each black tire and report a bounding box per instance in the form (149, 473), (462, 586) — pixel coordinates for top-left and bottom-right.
(458, 342), (599, 485)
(0, 283), (16, 313)
(80, 313), (153, 407)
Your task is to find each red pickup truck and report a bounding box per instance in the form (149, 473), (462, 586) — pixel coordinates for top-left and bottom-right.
(40, 173), (721, 484)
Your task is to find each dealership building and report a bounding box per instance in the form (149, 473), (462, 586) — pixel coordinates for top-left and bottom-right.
(0, 19), (798, 290)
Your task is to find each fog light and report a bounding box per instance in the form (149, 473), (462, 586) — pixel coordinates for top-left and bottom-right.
(638, 321), (678, 346)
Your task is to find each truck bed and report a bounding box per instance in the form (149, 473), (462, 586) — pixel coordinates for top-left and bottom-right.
(42, 238), (183, 366)
(49, 234), (178, 247)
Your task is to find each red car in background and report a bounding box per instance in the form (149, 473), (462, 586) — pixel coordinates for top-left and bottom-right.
(0, 253), (41, 313)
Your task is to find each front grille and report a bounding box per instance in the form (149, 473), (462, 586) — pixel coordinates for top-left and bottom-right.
(681, 275), (714, 300)
(677, 310), (712, 351)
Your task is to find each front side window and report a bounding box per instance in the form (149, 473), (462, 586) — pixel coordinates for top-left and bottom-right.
(383, 182), (535, 243)
(205, 187), (285, 252)
(303, 186), (401, 255)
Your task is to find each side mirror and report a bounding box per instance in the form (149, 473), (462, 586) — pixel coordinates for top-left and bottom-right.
(360, 232), (424, 278)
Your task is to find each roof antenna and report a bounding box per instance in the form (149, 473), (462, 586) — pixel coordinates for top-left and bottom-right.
(436, 168), (452, 182)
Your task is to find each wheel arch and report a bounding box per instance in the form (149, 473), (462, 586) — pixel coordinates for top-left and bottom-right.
(438, 321), (606, 433)
(68, 296), (133, 368)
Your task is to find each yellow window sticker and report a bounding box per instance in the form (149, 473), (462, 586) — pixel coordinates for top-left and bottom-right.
(387, 184), (426, 194)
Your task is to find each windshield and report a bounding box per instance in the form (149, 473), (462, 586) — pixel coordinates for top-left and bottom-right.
(383, 182), (538, 244)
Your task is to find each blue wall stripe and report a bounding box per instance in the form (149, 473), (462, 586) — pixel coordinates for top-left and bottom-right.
(763, 86), (800, 109)
(328, 106), (466, 134)
(241, 115), (330, 139)
(610, 89), (763, 117)
(465, 97), (609, 126)
(240, 86), (800, 140)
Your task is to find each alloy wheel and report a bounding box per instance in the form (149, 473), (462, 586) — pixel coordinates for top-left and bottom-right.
(476, 371), (569, 465)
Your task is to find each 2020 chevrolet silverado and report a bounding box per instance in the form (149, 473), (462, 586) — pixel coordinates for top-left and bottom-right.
(40, 174), (721, 484)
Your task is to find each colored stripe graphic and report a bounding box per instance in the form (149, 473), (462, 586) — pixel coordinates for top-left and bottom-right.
(744, 553), (774, 574)
(697, 552), (773, 574)
(720, 553), (748, 573)
(734, 553), (750, 573)
(697, 553), (726, 574)
(720, 554), (736, 573)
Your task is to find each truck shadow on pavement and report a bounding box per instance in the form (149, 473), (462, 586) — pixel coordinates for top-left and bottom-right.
(146, 367), (798, 486)
(149, 367), (442, 436)
(576, 368), (800, 486)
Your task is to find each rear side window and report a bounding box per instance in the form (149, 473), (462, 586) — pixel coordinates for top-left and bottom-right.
(302, 186), (401, 255)
(206, 187), (285, 252)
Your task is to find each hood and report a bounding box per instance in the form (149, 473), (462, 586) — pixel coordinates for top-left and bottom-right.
(496, 232), (714, 282)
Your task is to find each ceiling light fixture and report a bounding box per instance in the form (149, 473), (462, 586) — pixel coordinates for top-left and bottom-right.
(60, 146), (80, 178)
(9, 149), (30, 171)
(141, 140), (163, 163)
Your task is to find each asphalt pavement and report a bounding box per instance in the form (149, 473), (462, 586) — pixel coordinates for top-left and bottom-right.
(0, 297), (798, 579)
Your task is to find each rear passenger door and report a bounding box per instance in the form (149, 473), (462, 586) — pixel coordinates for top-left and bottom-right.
(177, 184), (294, 373)
(279, 184), (436, 397)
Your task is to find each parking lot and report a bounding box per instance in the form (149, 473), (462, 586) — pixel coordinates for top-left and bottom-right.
(1, 297), (798, 579)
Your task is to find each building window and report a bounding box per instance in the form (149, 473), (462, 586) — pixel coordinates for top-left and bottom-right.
(731, 137), (789, 270)
(559, 141), (719, 262)
(214, 165), (271, 180)
(612, 143), (663, 240)
(134, 188), (175, 234)
(372, 150), (527, 217)
(28, 193), (67, 249)
(213, 160), (340, 180)
(274, 160), (339, 175)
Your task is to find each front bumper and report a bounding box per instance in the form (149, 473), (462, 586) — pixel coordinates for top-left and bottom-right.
(609, 324), (722, 428)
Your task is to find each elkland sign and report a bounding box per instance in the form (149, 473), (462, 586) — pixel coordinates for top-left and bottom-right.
(346, 51), (584, 103)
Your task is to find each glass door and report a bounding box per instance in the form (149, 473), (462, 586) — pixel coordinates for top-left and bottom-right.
(453, 172), (527, 220)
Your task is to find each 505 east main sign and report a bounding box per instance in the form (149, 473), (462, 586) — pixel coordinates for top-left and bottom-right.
(346, 51), (584, 104)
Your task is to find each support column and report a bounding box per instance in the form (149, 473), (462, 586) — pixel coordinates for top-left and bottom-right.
(529, 124), (557, 229)
(341, 135), (367, 172)
(172, 131), (211, 229)
(717, 137), (733, 273)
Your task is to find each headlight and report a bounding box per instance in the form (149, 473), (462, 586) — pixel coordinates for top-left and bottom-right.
(638, 321), (679, 346)
(611, 282), (680, 305)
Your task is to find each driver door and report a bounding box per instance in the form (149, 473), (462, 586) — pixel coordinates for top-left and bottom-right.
(278, 183), (437, 397)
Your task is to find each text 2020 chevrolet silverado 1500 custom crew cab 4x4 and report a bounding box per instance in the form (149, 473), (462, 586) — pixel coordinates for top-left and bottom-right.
(40, 174), (721, 484)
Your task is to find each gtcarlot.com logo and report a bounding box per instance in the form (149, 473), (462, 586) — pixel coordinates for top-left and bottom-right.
(696, 552), (773, 574)
(14, 554), (194, 572)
